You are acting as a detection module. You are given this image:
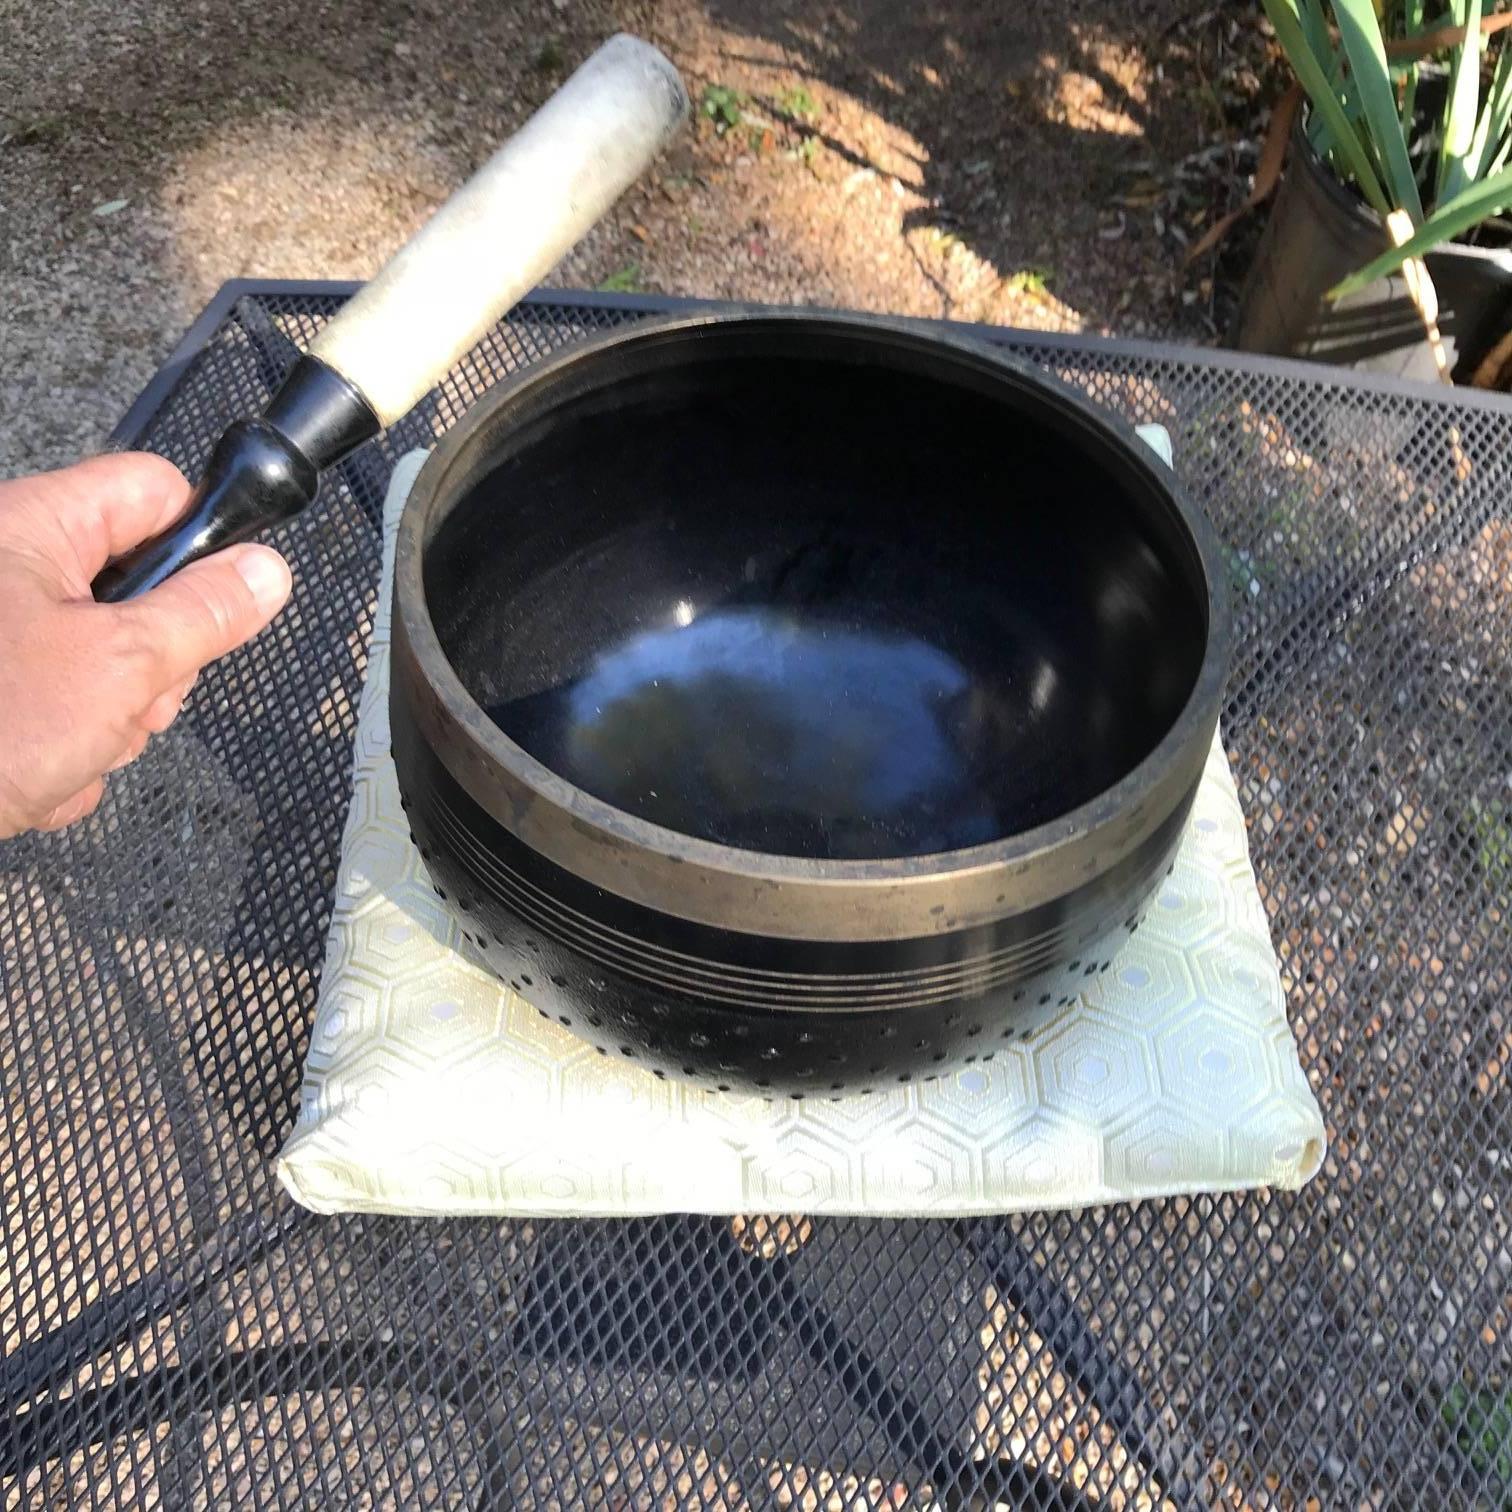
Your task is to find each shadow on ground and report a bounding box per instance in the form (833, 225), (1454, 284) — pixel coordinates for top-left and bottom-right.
(1, 0), (1272, 473)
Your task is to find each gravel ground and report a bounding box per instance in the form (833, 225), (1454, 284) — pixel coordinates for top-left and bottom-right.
(0, 0), (1276, 477)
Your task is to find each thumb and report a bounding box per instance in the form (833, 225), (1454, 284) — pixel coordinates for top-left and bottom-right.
(122, 544), (292, 686)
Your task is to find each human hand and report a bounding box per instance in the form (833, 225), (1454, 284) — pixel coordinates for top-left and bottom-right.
(0, 452), (291, 839)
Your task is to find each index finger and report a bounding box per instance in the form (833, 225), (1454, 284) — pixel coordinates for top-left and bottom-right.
(0, 452), (191, 591)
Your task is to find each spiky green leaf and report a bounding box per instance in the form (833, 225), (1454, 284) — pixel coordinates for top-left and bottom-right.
(1330, 164), (1512, 294)
(1334, 0), (1425, 219)
(1439, 0), (1485, 202)
(1263, 0), (1393, 215)
(1400, 0), (1425, 146)
(1472, 37), (1512, 180)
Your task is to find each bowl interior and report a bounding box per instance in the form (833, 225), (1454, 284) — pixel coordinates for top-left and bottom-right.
(423, 325), (1209, 862)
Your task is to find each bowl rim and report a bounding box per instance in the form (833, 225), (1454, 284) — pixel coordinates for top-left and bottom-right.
(392, 309), (1230, 943)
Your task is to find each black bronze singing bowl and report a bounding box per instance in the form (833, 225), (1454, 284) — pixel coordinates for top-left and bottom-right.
(391, 313), (1229, 1095)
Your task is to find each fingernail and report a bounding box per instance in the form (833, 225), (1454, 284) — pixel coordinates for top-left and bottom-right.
(234, 548), (291, 613)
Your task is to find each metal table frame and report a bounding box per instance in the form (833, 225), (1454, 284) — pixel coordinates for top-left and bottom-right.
(3, 282), (1508, 1509)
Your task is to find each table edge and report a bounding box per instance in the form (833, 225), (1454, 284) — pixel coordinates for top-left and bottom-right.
(106, 278), (1512, 453)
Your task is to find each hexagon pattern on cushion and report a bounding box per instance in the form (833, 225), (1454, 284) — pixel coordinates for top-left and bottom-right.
(277, 447), (1325, 1217)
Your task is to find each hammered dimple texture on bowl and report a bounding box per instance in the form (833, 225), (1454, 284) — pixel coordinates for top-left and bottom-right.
(400, 787), (1167, 1096)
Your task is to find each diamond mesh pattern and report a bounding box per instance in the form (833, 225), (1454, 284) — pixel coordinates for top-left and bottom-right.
(3, 288), (1511, 1509)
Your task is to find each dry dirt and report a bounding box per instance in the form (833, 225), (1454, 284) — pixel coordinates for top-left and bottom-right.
(0, 0), (1276, 476)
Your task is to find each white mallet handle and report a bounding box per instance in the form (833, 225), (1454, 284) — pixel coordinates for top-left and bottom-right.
(309, 33), (687, 425)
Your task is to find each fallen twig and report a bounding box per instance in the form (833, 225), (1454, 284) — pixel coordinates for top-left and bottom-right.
(1185, 82), (1301, 263)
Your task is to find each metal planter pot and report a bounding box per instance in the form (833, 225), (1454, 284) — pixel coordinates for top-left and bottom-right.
(1231, 111), (1512, 382)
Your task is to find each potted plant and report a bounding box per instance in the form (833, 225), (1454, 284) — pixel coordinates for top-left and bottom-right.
(1231, 0), (1512, 382)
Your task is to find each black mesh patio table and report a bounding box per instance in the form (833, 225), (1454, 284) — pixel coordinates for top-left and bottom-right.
(3, 283), (1511, 1510)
